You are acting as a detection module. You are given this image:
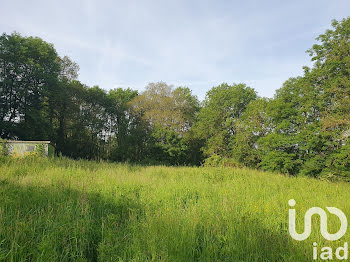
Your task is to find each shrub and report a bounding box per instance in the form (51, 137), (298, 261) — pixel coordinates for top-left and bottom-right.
(0, 138), (9, 156)
(323, 142), (350, 181)
(203, 154), (241, 168)
(299, 155), (326, 178)
(35, 144), (46, 157)
(259, 151), (302, 175)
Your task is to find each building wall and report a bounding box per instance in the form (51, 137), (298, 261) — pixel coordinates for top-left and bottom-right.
(6, 142), (53, 157)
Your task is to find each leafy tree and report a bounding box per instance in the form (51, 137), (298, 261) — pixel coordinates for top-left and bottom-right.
(233, 98), (270, 167)
(194, 83), (257, 158)
(106, 88), (145, 162)
(131, 82), (200, 133)
(1, 17), (350, 177)
(307, 18), (350, 131)
(0, 32), (60, 139)
(130, 82), (201, 165)
(246, 17), (350, 178)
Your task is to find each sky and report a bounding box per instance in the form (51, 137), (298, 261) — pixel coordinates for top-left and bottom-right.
(1, 0), (349, 100)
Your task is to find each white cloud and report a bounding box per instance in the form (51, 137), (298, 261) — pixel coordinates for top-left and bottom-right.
(1, 0), (350, 99)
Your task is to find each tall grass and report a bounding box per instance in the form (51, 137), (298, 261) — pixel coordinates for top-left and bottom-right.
(0, 156), (349, 261)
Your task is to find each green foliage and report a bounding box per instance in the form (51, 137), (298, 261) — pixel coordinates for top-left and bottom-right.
(299, 155), (326, 178)
(149, 126), (187, 165)
(259, 151), (301, 175)
(233, 98), (270, 167)
(229, 17), (350, 179)
(307, 18), (350, 130)
(203, 154), (241, 168)
(130, 82), (202, 165)
(1, 17), (350, 178)
(324, 141), (350, 181)
(0, 138), (9, 156)
(131, 82), (200, 134)
(194, 83), (257, 158)
(0, 32), (60, 140)
(34, 144), (46, 157)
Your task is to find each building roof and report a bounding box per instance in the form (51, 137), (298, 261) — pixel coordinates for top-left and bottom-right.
(2, 140), (52, 144)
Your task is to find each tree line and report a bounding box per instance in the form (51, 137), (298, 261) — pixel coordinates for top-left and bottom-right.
(1, 17), (349, 180)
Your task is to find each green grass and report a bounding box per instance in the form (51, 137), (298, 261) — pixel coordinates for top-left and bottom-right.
(0, 156), (349, 261)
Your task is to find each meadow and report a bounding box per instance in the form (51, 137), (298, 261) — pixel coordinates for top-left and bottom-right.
(0, 156), (349, 261)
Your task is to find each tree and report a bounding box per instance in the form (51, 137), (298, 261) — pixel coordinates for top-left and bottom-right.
(131, 82), (199, 133)
(130, 82), (201, 165)
(307, 18), (350, 132)
(0, 32), (60, 139)
(194, 83), (257, 158)
(106, 88), (144, 162)
(233, 98), (270, 167)
(246, 17), (350, 177)
(48, 56), (80, 153)
(58, 55), (79, 81)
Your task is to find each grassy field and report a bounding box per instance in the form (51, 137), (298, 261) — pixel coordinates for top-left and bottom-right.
(0, 156), (349, 261)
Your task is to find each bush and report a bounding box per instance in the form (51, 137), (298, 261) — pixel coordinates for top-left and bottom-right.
(35, 144), (46, 157)
(203, 154), (241, 168)
(299, 155), (326, 178)
(0, 138), (9, 156)
(323, 143), (350, 181)
(259, 151), (302, 175)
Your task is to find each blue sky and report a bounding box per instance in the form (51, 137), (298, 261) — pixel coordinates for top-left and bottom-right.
(1, 0), (349, 100)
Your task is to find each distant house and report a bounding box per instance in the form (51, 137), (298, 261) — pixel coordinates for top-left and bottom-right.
(1, 141), (55, 157)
